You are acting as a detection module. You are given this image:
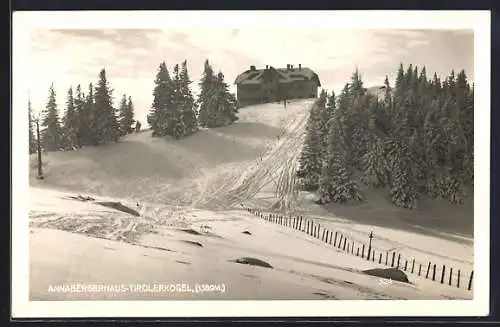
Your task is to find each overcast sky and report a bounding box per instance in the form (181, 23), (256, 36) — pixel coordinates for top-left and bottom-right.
(23, 26), (474, 127)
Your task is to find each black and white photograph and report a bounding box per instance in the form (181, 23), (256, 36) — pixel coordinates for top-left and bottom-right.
(11, 10), (490, 318)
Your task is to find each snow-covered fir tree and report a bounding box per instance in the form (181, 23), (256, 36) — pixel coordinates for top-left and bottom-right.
(84, 83), (99, 146)
(73, 84), (88, 147)
(118, 94), (135, 136)
(94, 68), (120, 143)
(148, 61), (173, 137)
(197, 59), (217, 128)
(317, 97), (363, 204)
(296, 91), (328, 190)
(61, 86), (79, 150)
(213, 71), (238, 127)
(168, 64), (186, 139)
(179, 60), (198, 136)
(41, 84), (62, 151)
(197, 60), (238, 128)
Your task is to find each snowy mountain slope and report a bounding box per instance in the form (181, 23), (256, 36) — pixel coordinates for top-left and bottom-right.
(29, 187), (472, 301)
(29, 99), (312, 208)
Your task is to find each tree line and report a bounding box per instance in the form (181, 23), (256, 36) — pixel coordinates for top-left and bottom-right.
(147, 59), (238, 139)
(297, 63), (474, 209)
(29, 68), (136, 153)
(29, 58), (239, 153)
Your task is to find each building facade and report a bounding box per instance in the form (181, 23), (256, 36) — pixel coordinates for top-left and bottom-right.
(234, 64), (321, 107)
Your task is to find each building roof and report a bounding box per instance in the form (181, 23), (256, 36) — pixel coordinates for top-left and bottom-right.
(234, 66), (321, 86)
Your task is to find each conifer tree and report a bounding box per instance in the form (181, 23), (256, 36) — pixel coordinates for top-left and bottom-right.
(318, 92), (363, 203)
(61, 86), (79, 150)
(297, 94), (328, 190)
(213, 71), (238, 127)
(41, 84), (62, 151)
(179, 60), (198, 136)
(118, 94), (135, 136)
(94, 68), (120, 143)
(85, 83), (98, 146)
(168, 64), (185, 139)
(197, 59), (217, 128)
(73, 85), (88, 147)
(148, 61), (173, 137)
(325, 90), (336, 120)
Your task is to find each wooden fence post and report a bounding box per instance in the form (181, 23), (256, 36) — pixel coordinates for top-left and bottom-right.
(351, 241), (354, 254)
(432, 264), (436, 281)
(343, 238), (347, 251)
(329, 232), (333, 245)
(385, 252), (388, 265)
(379, 253), (382, 264)
(397, 254), (401, 268)
(362, 244), (365, 258)
(404, 260), (408, 271)
(457, 270), (461, 288)
(356, 247), (359, 256)
(418, 264), (422, 276)
(441, 265), (446, 284)
(322, 229), (326, 242)
(448, 267), (453, 286)
(426, 262), (431, 279)
(411, 259), (415, 273)
(334, 232), (338, 246)
(372, 250), (375, 262)
(391, 252), (395, 267)
(347, 243), (350, 253)
(338, 235), (343, 249)
(468, 271), (474, 291)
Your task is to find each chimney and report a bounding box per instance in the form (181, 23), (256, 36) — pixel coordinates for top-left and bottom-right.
(286, 64), (290, 70)
(291, 65), (294, 70)
(299, 64), (302, 70)
(266, 65), (269, 70)
(250, 65), (256, 71)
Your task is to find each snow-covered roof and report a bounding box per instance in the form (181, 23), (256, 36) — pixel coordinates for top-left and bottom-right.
(234, 66), (321, 86)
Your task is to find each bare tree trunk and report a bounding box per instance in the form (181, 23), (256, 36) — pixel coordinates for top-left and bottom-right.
(36, 120), (44, 179)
